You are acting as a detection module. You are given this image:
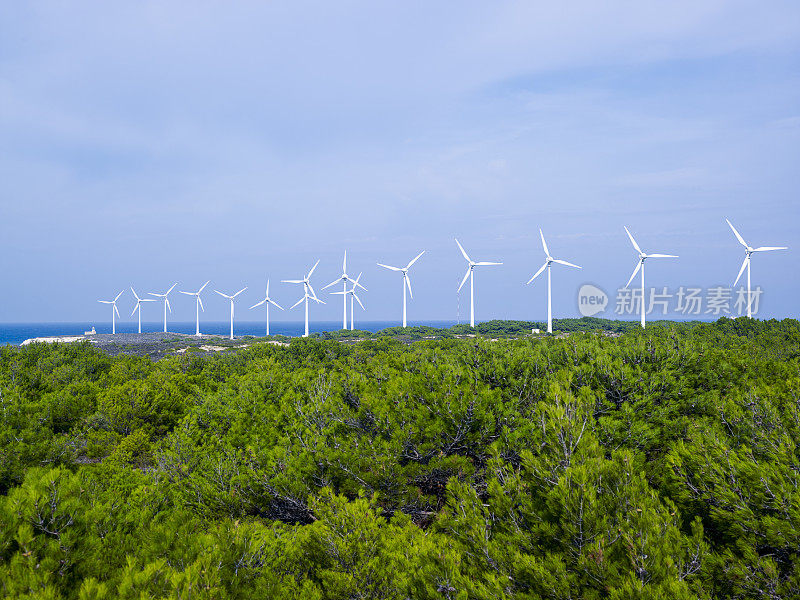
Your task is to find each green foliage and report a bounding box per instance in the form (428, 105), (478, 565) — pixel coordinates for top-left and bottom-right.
(1, 318), (799, 598)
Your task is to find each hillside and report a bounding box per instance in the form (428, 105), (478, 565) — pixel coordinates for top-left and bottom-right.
(1, 318), (799, 598)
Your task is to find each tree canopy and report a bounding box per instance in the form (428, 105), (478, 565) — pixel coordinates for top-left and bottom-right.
(1, 318), (799, 598)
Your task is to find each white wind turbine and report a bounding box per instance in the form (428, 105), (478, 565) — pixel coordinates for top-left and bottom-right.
(378, 251), (425, 328)
(148, 283), (177, 333)
(623, 226), (678, 328)
(130, 287), (156, 334)
(726, 219), (787, 318)
(455, 239), (502, 328)
(526, 229), (582, 334)
(323, 251), (367, 329)
(249, 280), (283, 336)
(283, 260), (323, 337)
(180, 281), (210, 336)
(98, 290), (124, 334)
(215, 287), (248, 340)
(330, 272), (366, 330)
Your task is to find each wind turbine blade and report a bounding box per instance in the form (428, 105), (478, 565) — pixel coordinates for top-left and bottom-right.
(307, 259), (320, 278)
(406, 250), (425, 269)
(539, 229), (550, 256)
(114, 290), (124, 302)
(179, 291), (194, 296)
(282, 279), (304, 284)
(166, 297), (172, 313)
(624, 226), (642, 254)
(130, 287), (140, 301)
(625, 260), (643, 289)
(214, 290), (228, 298)
(250, 299), (267, 309)
(307, 283), (319, 300)
(330, 291), (347, 295)
(142, 299), (156, 302)
(266, 279), (270, 296)
(147, 292), (161, 298)
(233, 287), (247, 298)
(354, 294), (365, 310)
(526, 262), (548, 284)
(354, 279), (367, 292)
(475, 261), (502, 266)
(312, 295), (326, 304)
(343, 250), (347, 273)
(131, 303), (139, 317)
(322, 278), (341, 290)
(290, 296), (305, 310)
(734, 255), (749, 286)
(198, 297), (205, 312)
(457, 267), (471, 292)
(726, 219), (748, 248)
(553, 259), (582, 269)
(98, 300), (112, 304)
(455, 239), (471, 263)
(166, 283), (177, 296)
(269, 299), (284, 310)
(377, 263), (401, 271)
(198, 281), (210, 294)
(752, 246), (788, 252)
(647, 254), (678, 258)
(405, 275), (413, 298)
(114, 304), (120, 318)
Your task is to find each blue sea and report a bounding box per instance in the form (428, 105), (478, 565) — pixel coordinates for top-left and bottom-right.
(0, 321), (459, 346)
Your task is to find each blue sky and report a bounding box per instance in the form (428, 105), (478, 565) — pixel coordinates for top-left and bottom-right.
(1, 1), (798, 324)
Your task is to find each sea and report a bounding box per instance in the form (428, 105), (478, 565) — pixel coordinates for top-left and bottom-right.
(0, 321), (459, 346)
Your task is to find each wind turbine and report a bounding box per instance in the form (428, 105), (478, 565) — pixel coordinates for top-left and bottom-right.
(623, 226), (677, 328)
(180, 281), (210, 336)
(249, 280), (284, 336)
(378, 251), (425, 328)
(283, 261), (323, 337)
(130, 287), (155, 334)
(289, 291), (326, 337)
(215, 287), (248, 340)
(526, 229), (582, 334)
(726, 219), (787, 318)
(148, 283), (177, 333)
(330, 272), (366, 330)
(98, 290), (124, 334)
(323, 251), (366, 329)
(455, 239), (502, 328)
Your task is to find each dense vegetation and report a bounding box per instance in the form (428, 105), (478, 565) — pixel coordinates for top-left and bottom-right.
(313, 317), (688, 340)
(1, 318), (799, 598)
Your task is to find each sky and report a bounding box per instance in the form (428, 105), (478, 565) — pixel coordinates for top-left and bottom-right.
(1, 1), (798, 324)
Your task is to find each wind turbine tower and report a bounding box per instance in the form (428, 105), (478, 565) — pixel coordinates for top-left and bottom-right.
(378, 251), (425, 328)
(179, 281), (210, 336)
(215, 287), (248, 340)
(130, 287), (155, 334)
(455, 239), (502, 328)
(283, 261), (323, 337)
(331, 272), (366, 330)
(526, 229), (582, 334)
(250, 280), (284, 336)
(148, 283), (177, 333)
(726, 219), (787, 318)
(623, 226), (677, 328)
(98, 290), (124, 334)
(323, 251), (366, 329)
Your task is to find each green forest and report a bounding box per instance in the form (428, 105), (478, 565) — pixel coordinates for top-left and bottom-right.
(1, 318), (799, 599)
